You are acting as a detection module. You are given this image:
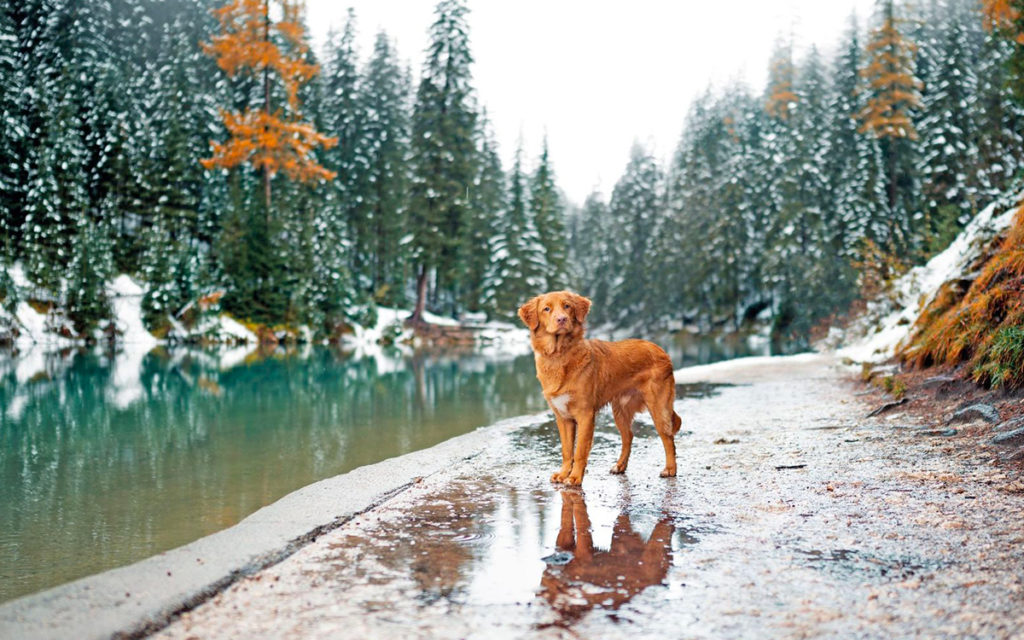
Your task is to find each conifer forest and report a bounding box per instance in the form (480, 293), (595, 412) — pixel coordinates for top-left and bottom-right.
(1, 0), (1023, 343)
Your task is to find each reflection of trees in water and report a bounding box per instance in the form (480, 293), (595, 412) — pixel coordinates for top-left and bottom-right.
(0, 345), (543, 603)
(539, 490), (696, 626)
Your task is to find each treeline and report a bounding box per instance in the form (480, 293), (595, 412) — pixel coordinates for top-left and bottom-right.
(0, 0), (569, 338)
(571, 0), (1024, 341)
(3, 0), (1023, 344)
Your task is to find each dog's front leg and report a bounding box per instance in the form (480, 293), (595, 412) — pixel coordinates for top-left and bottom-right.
(565, 411), (595, 486)
(551, 417), (576, 483)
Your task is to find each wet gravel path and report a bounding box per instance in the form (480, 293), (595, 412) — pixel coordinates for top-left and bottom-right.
(155, 355), (1024, 639)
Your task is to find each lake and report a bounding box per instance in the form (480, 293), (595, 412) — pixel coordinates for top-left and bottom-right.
(0, 331), (777, 603)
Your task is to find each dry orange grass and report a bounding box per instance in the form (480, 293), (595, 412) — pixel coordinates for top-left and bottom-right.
(899, 204), (1024, 388)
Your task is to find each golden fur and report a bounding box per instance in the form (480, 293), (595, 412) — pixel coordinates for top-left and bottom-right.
(518, 290), (682, 485)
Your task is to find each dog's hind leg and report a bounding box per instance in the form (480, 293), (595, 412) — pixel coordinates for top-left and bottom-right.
(610, 398), (637, 474)
(642, 381), (678, 478)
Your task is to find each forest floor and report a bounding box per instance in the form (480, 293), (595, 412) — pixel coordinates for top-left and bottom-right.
(154, 354), (1024, 640)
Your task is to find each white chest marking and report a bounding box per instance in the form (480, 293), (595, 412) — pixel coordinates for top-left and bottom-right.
(549, 393), (571, 418)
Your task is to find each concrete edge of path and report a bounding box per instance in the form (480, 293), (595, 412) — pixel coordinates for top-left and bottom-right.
(0, 412), (550, 640)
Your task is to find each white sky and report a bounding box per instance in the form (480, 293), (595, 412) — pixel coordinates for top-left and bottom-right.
(306, 0), (877, 205)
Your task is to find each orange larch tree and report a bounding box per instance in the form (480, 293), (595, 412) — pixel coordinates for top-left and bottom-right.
(857, 1), (922, 142)
(201, 0), (336, 210)
(982, 0), (1024, 40)
(857, 0), (922, 249)
(765, 42), (799, 121)
(982, 0), (1024, 101)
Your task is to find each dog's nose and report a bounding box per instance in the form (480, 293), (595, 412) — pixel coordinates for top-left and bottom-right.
(556, 315), (568, 325)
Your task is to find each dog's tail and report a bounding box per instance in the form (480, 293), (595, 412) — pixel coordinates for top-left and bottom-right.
(671, 412), (682, 435)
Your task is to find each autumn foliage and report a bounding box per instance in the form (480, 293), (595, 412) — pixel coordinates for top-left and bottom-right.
(982, 0), (1024, 42)
(201, 0), (336, 185)
(765, 47), (799, 121)
(857, 3), (922, 140)
(900, 207), (1024, 388)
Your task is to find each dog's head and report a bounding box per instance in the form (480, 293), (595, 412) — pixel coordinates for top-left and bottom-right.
(518, 291), (592, 336)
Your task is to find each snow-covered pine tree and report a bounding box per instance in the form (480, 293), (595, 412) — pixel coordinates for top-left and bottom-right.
(569, 190), (610, 304)
(916, 0), (979, 255)
(0, 4), (23, 244)
(462, 110), (502, 313)
(608, 143), (663, 327)
(408, 0), (478, 321)
(482, 142), (544, 319)
(787, 45), (843, 327)
(22, 77), (87, 296)
(65, 215), (114, 335)
(981, 0), (1024, 101)
(321, 11), (371, 293)
(762, 40), (808, 333)
(529, 136), (568, 291)
(663, 90), (729, 328)
(826, 13), (887, 265)
(5, 0), (54, 255)
(359, 31), (412, 307)
(977, 1), (1024, 200)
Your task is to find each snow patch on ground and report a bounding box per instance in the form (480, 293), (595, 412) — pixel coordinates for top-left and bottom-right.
(674, 353), (822, 384)
(474, 320), (532, 356)
(345, 307), (415, 350)
(343, 307), (531, 358)
(107, 275), (159, 348)
(166, 312), (258, 344)
(218, 315), (258, 343)
(835, 193), (1021, 363)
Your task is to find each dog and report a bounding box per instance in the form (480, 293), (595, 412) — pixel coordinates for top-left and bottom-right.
(518, 290), (682, 485)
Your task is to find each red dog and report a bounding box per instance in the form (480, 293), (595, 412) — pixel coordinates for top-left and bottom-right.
(518, 291), (681, 485)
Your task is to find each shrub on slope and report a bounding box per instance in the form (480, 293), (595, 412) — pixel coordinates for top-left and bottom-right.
(900, 205), (1024, 388)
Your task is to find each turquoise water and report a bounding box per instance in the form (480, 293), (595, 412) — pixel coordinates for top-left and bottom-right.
(0, 333), (773, 603)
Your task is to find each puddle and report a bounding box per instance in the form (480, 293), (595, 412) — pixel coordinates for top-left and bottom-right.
(797, 548), (946, 581)
(675, 382), (737, 399)
(537, 490), (698, 628)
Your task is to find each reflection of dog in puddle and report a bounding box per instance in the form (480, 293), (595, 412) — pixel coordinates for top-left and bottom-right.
(538, 490), (678, 624)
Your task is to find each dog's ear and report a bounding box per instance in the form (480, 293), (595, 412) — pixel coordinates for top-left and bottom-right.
(517, 297), (541, 331)
(569, 293), (592, 324)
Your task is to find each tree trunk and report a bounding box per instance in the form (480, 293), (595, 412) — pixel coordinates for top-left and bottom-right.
(409, 263), (428, 324)
(262, 0), (272, 215)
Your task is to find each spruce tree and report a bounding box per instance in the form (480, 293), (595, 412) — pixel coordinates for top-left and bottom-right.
(0, 4), (23, 243)
(570, 191), (611, 298)
(825, 13), (885, 297)
(22, 80), (86, 295)
(408, 0), (478, 321)
(916, 1), (979, 253)
(321, 11), (370, 291)
(608, 143), (663, 326)
(65, 216), (114, 335)
(360, 31), (412, 306)
(976, 5), (1024, 200)
(529, 136), (568, 291)
(462, 111), (503, 313)
(482, 142), (544, 319)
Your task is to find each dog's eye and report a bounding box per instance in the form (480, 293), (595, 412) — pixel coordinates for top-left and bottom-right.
(543, 307), (550, 312)
(563, 303), (570, 309)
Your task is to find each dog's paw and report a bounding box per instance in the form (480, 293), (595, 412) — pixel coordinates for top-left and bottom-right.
(550, 470), (569, 483)
(609, 462), (627, 474)
(659, 466), (677, 478)
(565, 471), (584, 486)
